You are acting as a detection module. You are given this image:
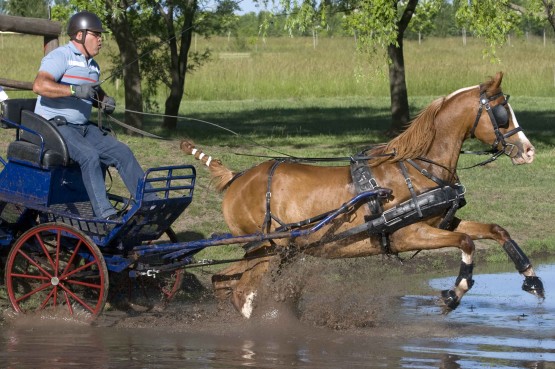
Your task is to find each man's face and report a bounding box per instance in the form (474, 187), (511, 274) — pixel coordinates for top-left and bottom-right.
(78, 30), (102, 57)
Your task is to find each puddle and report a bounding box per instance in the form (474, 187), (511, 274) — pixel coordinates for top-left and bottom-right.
(1, 262), (554, 368)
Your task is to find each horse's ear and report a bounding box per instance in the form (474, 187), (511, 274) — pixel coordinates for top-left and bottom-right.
(493, 71), (504, 89)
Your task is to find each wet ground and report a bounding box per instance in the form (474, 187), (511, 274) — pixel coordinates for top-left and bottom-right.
(1, 255), (554, 368)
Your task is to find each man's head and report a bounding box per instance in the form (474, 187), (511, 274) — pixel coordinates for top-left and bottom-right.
(67, 11), (106, 57)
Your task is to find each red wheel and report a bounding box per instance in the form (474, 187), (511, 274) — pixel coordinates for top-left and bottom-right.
(5, 223), (108, 319)
(109, 228), (184, 310)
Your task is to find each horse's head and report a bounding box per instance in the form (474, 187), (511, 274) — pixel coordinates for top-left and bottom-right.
(469, 72), (535, 165)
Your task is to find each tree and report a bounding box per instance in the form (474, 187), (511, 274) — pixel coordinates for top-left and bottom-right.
(262, 0), (533, 133)
(4, 0), (49, 17)
(51, 0), (146, 131)
(543, 0), (555, 32)
(408, 0), (442, 43)
(54, 0), (235, 131)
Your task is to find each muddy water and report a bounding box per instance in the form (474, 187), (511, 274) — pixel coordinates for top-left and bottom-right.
(1, 261), (554, 369)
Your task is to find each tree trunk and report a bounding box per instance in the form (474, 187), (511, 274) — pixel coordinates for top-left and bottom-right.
(162, 0), (197, 130)
(387, 42), (409, 134)
(105, 6), (143, 132)
(543, 0), (555, 34)
(386, 0), (417, 134)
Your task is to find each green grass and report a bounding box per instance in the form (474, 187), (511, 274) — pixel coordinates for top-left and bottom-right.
(1, 33), (555, 267)
(2, 34), (555, 100)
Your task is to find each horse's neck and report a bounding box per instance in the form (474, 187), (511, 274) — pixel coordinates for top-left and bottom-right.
(422, 122), (466, 183)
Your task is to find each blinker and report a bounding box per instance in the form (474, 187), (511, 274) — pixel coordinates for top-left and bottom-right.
(492, 104), (509, 129)
(491, 95), (510, 129)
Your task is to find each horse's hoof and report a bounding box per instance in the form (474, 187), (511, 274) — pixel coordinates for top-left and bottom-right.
(440, 289), (460, 313)
(522, 276), (545, 299)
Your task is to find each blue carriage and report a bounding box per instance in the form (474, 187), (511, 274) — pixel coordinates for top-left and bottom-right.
(0, 98), (198, 318)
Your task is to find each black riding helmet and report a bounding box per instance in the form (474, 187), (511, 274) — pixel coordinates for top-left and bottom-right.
(67, 11), (106, 43)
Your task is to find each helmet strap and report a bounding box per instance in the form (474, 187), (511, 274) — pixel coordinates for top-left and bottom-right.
(72, 30), (93, 58)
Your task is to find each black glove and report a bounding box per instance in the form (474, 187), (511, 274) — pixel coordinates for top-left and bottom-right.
(101, 96), (116, 115)
(71, 82), (100, 100)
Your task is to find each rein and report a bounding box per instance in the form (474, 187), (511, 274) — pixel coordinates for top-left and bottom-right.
(99, 88), (521, 173)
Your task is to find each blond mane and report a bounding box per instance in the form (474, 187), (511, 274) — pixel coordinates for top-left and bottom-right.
(370, 96), (446, 167)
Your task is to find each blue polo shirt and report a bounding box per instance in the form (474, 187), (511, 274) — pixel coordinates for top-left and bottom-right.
(35, 42), (100, 125)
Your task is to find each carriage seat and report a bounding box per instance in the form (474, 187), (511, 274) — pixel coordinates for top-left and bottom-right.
(1, 99), (70, 168)
(0, 98), (37, 128)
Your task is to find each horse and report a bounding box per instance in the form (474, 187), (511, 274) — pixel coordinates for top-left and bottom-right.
(180, 72), (544, 318)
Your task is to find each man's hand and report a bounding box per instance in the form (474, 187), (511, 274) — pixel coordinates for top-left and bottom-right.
(101, 96), (116, 114)
(71, 82), (100, 100)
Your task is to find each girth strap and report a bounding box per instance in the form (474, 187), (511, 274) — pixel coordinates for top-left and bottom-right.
(349, 158), (392, 253)
(350, 159), (384, 216)
(262, 160), (287, 233)
(399, 161), (423, 218)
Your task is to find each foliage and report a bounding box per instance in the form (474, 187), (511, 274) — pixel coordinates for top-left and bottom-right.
(408, 0), (442, 38)
(454, 0), (521, 61)
(49, 0), (236, 129)
(2, 0), (49, 17)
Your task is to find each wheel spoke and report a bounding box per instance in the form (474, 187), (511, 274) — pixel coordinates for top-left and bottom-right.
(35, 232), (57, 273)
(60, 239), (83, 276)
(63, 291), (74, 315)
(9, 273), (50, 281)
(65, 278), (102, 290)
(15, 282), (52, 304)
(61, 259), (98, 281)
(15, 248), (53, 279)
(57, 283), (98, 314)
(39, 287), (57, 310)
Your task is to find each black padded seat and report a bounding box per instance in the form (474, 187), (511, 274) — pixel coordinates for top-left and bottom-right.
(5, 108), (71, 168)
(0, 98), (37, 128)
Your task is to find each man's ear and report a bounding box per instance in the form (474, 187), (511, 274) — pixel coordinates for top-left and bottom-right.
(75, 30), (84, 42)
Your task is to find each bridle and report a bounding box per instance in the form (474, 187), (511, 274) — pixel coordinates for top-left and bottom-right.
(469, 91), (523, 160)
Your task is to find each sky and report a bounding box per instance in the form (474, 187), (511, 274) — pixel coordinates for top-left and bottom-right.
(235, 0), (262, 14)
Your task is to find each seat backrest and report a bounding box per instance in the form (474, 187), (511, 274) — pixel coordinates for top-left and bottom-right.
(0, 98), (37, 128)
(18, 110), (70, 166)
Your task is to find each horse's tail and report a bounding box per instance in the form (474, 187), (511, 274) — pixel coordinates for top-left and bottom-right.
(180, 140), (236, 192)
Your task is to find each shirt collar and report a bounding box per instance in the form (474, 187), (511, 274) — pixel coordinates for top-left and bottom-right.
(67, 41), (82, 56)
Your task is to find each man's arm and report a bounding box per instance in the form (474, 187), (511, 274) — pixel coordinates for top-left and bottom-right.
(32, 71), (72, 98)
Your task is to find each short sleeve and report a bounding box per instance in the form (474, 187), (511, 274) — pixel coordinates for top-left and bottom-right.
(39, 48), (68, 82)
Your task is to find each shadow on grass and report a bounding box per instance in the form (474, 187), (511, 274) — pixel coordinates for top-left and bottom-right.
(114, 104), (554, 149)
(128, 105), (393, 145)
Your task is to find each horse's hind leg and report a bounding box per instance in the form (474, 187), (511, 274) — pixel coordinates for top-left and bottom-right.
(450, 219), (544, 298)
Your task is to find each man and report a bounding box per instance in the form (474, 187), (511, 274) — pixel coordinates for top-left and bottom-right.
(33, 11), (153, 220)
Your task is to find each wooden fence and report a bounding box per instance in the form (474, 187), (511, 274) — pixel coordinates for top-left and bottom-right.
(0, 14), (61, 90)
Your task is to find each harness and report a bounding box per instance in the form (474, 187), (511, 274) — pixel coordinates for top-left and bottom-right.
(465, 92), (523, 167)
(346, 155), (465, 254)
(257, 155), (466, 256)
(255, 90), (518, 256)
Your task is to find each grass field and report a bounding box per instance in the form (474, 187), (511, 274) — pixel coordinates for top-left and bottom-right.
(1, 34), (554, 267)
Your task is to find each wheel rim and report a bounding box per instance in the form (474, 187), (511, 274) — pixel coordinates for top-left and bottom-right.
(5, 223), (108, 319)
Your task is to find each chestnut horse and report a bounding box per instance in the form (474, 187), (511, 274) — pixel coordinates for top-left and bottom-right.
(181, 72), (544, 318)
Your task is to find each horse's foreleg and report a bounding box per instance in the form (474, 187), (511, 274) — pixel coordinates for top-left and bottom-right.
(391, 224), (476, 313)
(212, 256), (274, 318)
(450, 219), (544, 298)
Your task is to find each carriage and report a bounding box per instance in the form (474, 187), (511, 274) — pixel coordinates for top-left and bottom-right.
(0, 72), (545, 320)
(0, 97), (390, 319)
